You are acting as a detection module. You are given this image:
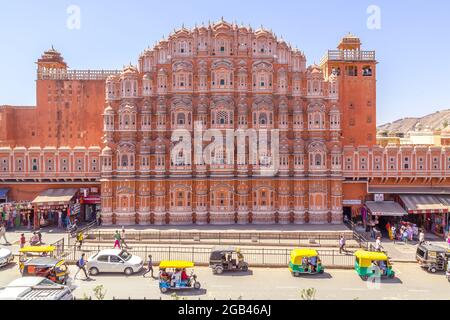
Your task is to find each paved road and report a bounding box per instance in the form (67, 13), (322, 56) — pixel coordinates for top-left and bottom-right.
(1, 262), (448, 300)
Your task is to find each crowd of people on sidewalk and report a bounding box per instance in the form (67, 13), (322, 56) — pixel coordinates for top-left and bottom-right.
(385, 221), (420, 244)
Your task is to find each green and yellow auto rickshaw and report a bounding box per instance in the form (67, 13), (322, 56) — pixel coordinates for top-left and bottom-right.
(288, 249), (324, 276)
(354, 250), (395, 281)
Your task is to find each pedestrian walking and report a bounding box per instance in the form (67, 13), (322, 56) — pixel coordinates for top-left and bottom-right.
(77, 231), (84, 250)
(375, 236), (382, 252)
(419, 229), (425, 245)
(143, 255), (154, 278)
(20, 233), (26, 249)
(113, 230), (121, 249)
(0, 224), (10, 245)
(120, 227), (131, 249)
(58, 211), (63, 229)
(339, 234), (346, 254)
(96, 210), (102, 226)
(74, 253), (91, 280)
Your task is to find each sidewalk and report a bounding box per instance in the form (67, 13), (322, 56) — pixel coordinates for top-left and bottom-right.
(369, 238), (447, 263)
(1, 228), (68, 255)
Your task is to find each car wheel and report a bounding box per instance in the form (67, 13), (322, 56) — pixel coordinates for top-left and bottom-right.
(160, 286), (168, 293)
(89, 267), (99, 276)
(194, 282), (201, 290)
(124, 267), (133, 276)
(293, 272), (300, 277)
(241, 265), (248, 272)
(215, 266), (224, 275)
(429, 267), (437, 273)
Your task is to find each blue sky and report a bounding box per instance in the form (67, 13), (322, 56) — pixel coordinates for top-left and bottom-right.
(0, 0), (449, 125)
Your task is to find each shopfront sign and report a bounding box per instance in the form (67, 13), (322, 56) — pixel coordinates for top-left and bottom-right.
(81, 196), (101, 205)
(343, 200), (362, 206)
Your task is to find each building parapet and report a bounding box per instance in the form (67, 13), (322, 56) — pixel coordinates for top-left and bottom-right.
(320, 50), (376, 65)
(37, 69), (121, 81)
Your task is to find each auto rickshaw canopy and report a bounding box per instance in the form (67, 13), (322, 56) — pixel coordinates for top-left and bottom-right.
(19, 246), (56, 254)
(355, 250), (389, 267)
(419, 243), (450, 254)
(159, 260), (195, 269)
(290, 249), (319, 265)
(210, 247), (242, 260)
(23, 257), (64, 268)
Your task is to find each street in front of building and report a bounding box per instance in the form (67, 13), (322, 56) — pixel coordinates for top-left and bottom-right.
(0, 262), (448, 300)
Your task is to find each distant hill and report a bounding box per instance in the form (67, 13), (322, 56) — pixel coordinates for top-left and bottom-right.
(378, 109), (450, 134)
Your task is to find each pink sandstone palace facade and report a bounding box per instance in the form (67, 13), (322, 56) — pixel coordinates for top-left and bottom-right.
(1, 20), (450, 232)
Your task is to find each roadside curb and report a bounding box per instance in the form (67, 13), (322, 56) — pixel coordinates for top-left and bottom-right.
(391, 259), (417, 264)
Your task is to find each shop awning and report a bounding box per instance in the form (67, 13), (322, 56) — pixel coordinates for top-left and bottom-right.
(365, 201), (408, 217)
(436, 195), (450, 210)
(32, 188), (78, 206)
(399, 195), (448, 214)
(0, 188), (9, 199)
(368, 186), (450, 195)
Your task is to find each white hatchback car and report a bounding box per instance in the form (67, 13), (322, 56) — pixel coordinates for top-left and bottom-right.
(87, 249), (143, 276)
(0, 248), (13, 268)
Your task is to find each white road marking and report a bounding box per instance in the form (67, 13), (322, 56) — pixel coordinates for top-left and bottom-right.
(341, 288), (365, 291)
(210, 285), (233, 288)
(408, 289), (430, 293)
(275, 286), (299, 289)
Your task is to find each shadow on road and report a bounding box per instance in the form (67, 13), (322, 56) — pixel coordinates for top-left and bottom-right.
(212, 270), (254, 277)
(161, 288), (208, 297)
(0, 261), (18, 271)
(292, 272), (333, 280)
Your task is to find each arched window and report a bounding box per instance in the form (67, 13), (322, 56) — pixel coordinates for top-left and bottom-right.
(177, 113), (185, 125)
(315, 154), (322, 167)
(259, 113), (267, 125)
(121, 155), (128, 167)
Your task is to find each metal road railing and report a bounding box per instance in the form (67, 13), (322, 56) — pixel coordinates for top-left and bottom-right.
(56, 244), (354, 268)
(83, 230), (354, 247)
(344, 220), (370, 250)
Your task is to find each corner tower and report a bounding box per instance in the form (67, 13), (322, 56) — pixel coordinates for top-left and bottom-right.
(321, 34), (377, 146)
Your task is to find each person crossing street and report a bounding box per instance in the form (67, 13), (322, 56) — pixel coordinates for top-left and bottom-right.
(143, 255), (154, 278)
(74, 253), (92, 281)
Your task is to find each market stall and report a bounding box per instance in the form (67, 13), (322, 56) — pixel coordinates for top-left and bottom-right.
(0, 202), (33, 228)
(399, 194), (448, 233)
(31, 188), (79, 230)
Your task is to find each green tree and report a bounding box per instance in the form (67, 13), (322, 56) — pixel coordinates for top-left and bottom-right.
(93, 285), (107, 300)
(300, 288), (316, 300)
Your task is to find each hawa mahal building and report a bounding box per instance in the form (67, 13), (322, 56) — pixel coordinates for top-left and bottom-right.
(1, 20), (449, 233)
